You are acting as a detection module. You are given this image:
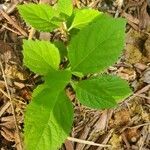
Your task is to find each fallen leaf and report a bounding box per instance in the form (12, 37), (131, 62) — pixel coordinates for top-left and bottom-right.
(1, 127), (15, 142)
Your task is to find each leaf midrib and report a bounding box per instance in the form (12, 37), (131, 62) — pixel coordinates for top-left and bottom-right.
(72, 29), (116, 71)
(35, 91), (60, 150)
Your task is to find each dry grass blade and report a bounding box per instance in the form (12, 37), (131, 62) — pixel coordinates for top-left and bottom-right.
(0, 10), (27, 37)
(67, 137), (111, 147)
(122, 84), (150, 105)
(127, 122), (150, 129)
(0, 59), (23, 150)
(2, 24), (21, 36)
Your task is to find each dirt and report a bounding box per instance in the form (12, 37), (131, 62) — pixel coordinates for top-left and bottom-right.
(0, 0), (150, 150)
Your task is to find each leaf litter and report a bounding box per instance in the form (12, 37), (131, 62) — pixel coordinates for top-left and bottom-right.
(0, 0), (150, 150)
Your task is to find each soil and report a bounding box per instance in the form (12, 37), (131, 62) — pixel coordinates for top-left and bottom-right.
(0, 0), (150, 150)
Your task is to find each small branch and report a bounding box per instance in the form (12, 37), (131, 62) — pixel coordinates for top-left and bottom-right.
(134, 94), (150, 100)
(121, 84), (150, 105)
(28, 28), (35, 40)
(127, 122), (150, 129)
(0, 10), (27, 37)
(67, 137), (111, 147)
(0, 59), (23, 150)
(2, 24), (21, 35)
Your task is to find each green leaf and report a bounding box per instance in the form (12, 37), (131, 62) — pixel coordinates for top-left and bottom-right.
(68, 14), (126, 74)
(24, 70), (73, 150)
(23, 40), (60, 75)
(57, 0), (73, 17)
(53, 41), (68, 59)
(75, 75), (131, 109)
(18, 3), (61, 32)
(24, 89), (73, 150)
(44, 70), (71, 88)
(69, 9), (101, 30)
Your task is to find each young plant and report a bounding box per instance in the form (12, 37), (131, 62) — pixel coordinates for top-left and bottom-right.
(18, 1), (131, 150)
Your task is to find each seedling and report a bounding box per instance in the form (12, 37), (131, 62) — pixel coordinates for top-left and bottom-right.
(18, 1), (131, 150)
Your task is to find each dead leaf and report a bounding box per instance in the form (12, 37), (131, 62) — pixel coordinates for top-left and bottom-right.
(1, 127), (15, 142)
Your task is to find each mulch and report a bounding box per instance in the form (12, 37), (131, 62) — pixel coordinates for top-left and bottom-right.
(0, 0), (150, 150)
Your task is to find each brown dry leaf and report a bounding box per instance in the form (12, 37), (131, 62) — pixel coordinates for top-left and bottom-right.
(65, 139), (74, 150)
(134, 63), (147, 71)
(1, 127), (15, 142)
(0, 116), (15, 129)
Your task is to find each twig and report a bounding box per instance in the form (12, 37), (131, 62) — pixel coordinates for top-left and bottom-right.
(134, 94), (150, 100)
(2, 24), (21, 35)
(121, 84), (150, 105)
(28, 28), (35, 40)
(0, 88), (10, 99)
(0, 59), (23, 150)
(139, 126), (149, 150)
(127, 122), (150, 129)
(0, 89), (11, 117)
(121, 133), (130, 150)
(0, 9), (27, 37)
(96, 129), (114, 150)
(67, 137), (111, 147)
(88, 0), (102, 8)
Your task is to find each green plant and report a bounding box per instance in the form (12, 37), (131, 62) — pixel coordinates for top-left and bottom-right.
(18, 1), (131, 150)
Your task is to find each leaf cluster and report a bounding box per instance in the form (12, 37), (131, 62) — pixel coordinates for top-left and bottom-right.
(18, 1), (131, 150)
